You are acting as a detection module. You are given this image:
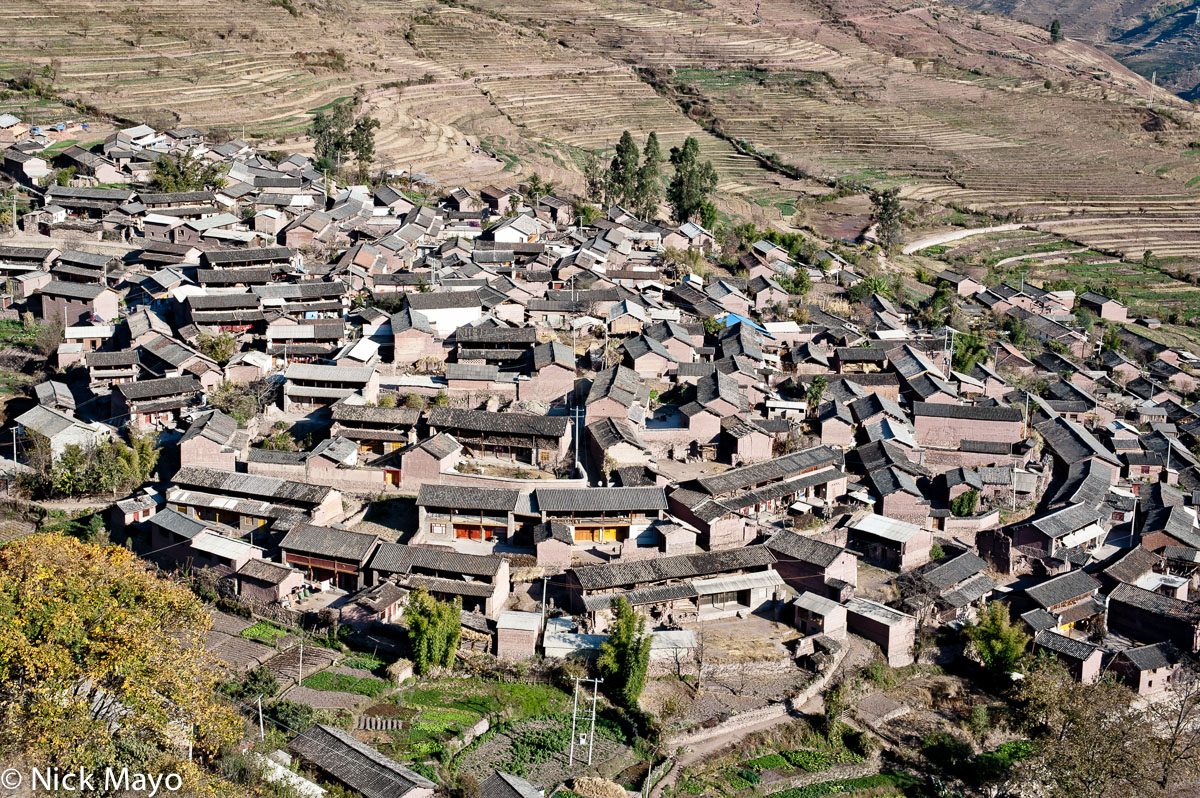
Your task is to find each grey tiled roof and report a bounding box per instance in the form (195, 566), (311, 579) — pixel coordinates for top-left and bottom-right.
(921, 552), (988, 591)
(532, 486), (667, 513)
(427, 407), (568, 438)
(572, 546), (775, 590)
(912, 401), (1020, 422)
(695, 446), (839, 496)
(1025, 569), (1100, 609)
(287, 724), (434, 798)
(1035, 630), (1101, 661)
(415, 483), (521, 512)
(1110, 582), (1200, 622)
(368, 541), (502, 577)
(766, 530), (845, 567)
(1118, 641), (1181, 671)
(279, 524), (378, 563)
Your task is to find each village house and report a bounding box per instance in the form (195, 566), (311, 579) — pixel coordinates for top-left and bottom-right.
(565, 546), (782, 631)
(38, 280), (120, 325)
(911, 402), (1023, 450)
(847, 513), (933, 571)
(415, 484), (521, 547)
(1033, 630), (1104, 683)
(845, 597), (916, 666)
(278, 524), (380, 591)
(766, 529), (857, 600)
(283, 363), (379, 412)
(1111, 642), (1182, 696)
(178, 409), (245, 471)
(168, 466), (345, 529)
(366, 542), (510, 619)
(1109, 582), (1200, 653)
(15, 405), (112, 459)
(235, 558), (306, 605)
(113, 376), (204, 429)
(669, 447), (847, 549)
(426, 407), (570, 468)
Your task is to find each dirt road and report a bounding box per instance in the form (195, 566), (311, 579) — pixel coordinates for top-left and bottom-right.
(901, 223), (1025, 255)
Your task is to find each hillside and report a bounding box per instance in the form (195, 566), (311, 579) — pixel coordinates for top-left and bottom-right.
(3, 0), (1200, 258)
(947, 0), (1200, 100)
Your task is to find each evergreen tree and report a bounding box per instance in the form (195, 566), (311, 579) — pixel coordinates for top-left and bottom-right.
(869, 187), (903, 249)
(608, 130), (640, 207)
(597, 597), (651, 710)
(1049, 19), (1062, 42)
(582, 150), (606, 203)
(667, 136), (718, 224)
(634, 132), (664, 220)
(349, 114), (381, 181)
(309, 101), (354, 169)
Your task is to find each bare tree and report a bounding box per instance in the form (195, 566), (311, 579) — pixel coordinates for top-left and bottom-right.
(1145, 659), (1200, 793)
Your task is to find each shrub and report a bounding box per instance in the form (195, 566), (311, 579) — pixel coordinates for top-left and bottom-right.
(265, 699), (315, 733)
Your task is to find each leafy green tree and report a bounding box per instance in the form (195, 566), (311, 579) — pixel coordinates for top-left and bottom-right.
(404, 586), (461, 675)
(523, 173), (555, 205)
(597, 597), (651, 710)
(701, 315), (723, 337)
(1049, 19), (1063, 42)
(634, 132), (664, 220)
(573, 201), (602, 226)
(1004, 314), (1034, 349)
(197, 331), (238, 365)
(222, 665), (279, 702)
(0, 533), (240, 770)
(950, 489), (978, 517)
(952, 332), (987, 373)
(849, 274), (893, 302)
(264, 699), (315, 734)
(778, 269), (812, 298)
(151, 148), (227, 192)
(966, 601), (1029, 679)
(869, 187), (903, 249)
(806, 374), (828, 410)
(55, 166), (75, 186)
(667, 136), (718, 224)
(349, 113), (381, 181)
(21, 429), (159, 499)
(608, 130), (640, 207)
(309, 101), (355, 169)
(582, 150), (606, 202)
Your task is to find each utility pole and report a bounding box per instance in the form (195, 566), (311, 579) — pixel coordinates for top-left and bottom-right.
(1011, 467), (1017, 513)
(569, 678), (580, 766)
(568, 676), (603, 767)
(539, 574), (549, 633)
(257, 695), (265, 740)
(298, 642), (304, 685)
(587, 676), (601, 765)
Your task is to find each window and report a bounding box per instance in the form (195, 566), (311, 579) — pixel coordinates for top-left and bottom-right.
(703, 591), (739, 607)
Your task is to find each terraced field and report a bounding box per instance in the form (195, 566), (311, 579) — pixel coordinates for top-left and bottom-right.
(3, 0), (1200, 247)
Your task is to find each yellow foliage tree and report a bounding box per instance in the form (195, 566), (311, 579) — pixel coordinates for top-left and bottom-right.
(0, 534), (240, 774)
